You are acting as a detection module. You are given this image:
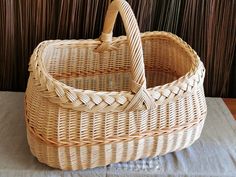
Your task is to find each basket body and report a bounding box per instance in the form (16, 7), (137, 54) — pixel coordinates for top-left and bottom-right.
(25, 0), (207, 170)
(25, 32), (207, 170)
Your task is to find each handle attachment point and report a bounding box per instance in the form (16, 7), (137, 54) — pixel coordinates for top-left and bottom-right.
(95, 32), (118, 52)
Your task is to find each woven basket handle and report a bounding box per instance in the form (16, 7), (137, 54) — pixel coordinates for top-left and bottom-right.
(96, 0), (156, 110)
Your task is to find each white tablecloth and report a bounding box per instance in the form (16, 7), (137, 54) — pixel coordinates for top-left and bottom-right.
(0, 92), (235, 177)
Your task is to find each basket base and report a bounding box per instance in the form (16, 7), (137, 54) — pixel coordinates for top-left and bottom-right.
(26, 114), (206, 170)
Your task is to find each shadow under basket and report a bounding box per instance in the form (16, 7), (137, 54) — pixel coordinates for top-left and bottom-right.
(25, 0), (207, 170)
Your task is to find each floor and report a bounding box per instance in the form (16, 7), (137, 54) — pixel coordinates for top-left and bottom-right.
(223, 98), (236, 120)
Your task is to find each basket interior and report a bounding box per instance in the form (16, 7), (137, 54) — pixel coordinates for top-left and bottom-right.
(43, 35), (194, 92)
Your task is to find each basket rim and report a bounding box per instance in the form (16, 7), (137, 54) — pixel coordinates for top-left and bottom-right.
(28, 31), (205, 112)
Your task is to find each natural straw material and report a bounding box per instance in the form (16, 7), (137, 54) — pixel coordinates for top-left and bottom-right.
(25, 0), (207, 170)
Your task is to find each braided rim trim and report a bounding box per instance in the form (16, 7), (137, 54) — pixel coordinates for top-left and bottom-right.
(28, 31), (205, 112)
(26, 112), (206, 147)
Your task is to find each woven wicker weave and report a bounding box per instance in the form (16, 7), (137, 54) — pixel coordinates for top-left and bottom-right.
(25, 0), (207, 170)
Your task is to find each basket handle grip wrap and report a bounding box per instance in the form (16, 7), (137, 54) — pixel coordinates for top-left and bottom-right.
(96, 0), (156, 110)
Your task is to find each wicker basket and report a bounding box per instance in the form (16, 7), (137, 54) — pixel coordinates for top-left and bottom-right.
(25, 0), (207, 170)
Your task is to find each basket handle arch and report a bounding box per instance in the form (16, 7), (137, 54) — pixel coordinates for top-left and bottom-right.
(96, 0), (156, 110)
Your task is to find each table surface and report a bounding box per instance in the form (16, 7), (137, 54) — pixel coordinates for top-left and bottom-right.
(223, 98), (236, 120)
(0, 92), (236, 177)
